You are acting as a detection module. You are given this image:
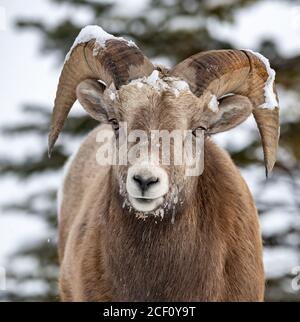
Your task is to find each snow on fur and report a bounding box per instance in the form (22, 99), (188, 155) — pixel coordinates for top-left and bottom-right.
(129, 70), (191, 97)
(208, 94), (219, 112)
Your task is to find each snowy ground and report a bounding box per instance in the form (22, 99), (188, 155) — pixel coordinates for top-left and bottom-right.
(0, 0), (300, 299)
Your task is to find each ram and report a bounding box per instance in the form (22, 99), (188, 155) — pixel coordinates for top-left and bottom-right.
(50, 25), (280, 301)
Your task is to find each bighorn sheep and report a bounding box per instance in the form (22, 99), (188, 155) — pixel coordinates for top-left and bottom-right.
(51, 26), (280, 301)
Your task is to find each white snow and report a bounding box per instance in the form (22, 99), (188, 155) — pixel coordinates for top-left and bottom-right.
(146, 70), (161, 86)
(261, 211), (300, 237)
(243, 49), (278, 109)
(172, 80), (190, 91)
(264, 246), (300, 279)
(129, 70), (191, 97)
(0, 215), (48, 267)
(208, 1), (300, 58)
(111, 0), (150, 18)
(109, 92), (116, 101)
(208, 94), (219, 112)
(65, 25), (136, 61)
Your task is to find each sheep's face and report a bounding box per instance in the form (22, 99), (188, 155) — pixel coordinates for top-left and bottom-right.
(113, 81), (204, 218)
(76, 75), (252, 219)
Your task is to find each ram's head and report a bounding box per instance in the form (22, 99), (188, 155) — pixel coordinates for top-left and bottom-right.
(49, 26), (279, 217)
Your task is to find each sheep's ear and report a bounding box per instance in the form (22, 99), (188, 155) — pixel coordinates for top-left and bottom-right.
(76, 79), (109, 122)
(207, 95), (253, 134)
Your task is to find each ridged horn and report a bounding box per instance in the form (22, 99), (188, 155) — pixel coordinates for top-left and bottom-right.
(171, 49), (280, 176)
(49, 26), (154, 156)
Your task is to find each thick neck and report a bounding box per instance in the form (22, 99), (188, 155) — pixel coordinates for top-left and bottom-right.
(101, 185), (224, 301)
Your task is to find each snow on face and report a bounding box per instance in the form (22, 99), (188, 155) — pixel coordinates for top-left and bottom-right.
(129, 70), (191, 97)
(65, 25), (136, 62)
(109, 92), (116, 101)
(243, 49), (278, 110)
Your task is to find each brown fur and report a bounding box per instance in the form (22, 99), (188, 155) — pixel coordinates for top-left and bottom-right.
(58, 123), (264, 301)
(56, 78), (265, 301)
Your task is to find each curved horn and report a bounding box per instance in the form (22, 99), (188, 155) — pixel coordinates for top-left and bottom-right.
(171, 49), (280, 176)
(49, 25), (154, 155)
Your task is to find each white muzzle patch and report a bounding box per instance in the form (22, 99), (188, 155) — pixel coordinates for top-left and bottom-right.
(126, 161), (169, 212)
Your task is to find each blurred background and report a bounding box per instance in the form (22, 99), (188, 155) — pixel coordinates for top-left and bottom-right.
(0, 0), (299, 301)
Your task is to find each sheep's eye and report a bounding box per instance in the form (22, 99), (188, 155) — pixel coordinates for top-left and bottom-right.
(192, 126), (207, 136)
(109, 118), (119, 132)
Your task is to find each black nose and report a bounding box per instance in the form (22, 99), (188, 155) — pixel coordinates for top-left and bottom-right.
(133, 175), (159, 194)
